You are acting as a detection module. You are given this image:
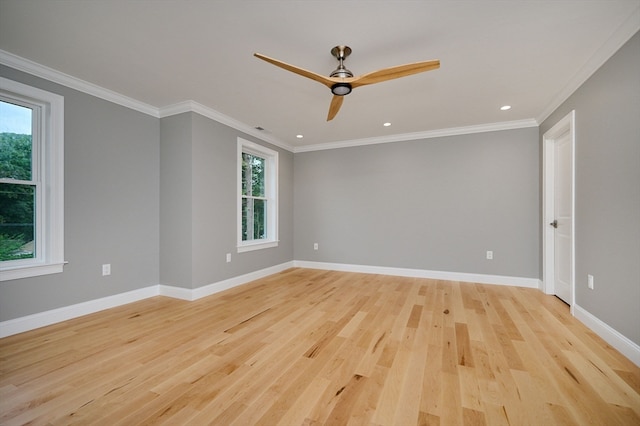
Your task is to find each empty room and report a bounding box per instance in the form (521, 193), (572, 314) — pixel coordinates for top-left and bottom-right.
(0, 1), (639, 424)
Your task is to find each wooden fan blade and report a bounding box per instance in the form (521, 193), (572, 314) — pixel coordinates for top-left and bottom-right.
(351, 60), (440, 88)
(327, 95), (344, 121)
(254, 53), (337, 89)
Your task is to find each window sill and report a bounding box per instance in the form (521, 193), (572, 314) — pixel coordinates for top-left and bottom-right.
(0, 261), (66, 281)
(237, 240), (279, 253)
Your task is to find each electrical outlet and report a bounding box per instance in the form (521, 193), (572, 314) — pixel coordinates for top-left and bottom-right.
(313, 243), (318, 250)
(486, 251), (493, 260)
(588, 274), (594, 289)
(102, 264), (111, 276)
(226, 253), (231, 263)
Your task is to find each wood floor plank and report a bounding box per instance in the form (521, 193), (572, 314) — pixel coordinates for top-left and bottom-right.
(440, 371), (464, 425)
(1, 268), (638, 425)
(273, 376), (331, 426)
(393, 294), (431, 426)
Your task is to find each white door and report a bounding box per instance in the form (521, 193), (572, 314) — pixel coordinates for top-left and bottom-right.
(543, 110), (575, 307)
(552, 130), (573, 304)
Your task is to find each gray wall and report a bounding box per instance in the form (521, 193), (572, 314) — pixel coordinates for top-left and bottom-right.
(294, 127), (540, 278)
(159, 113), (193, 289)
(0, 65), (160, 321)
(160, 112), (294, 290)
(540, 32), (640, 345)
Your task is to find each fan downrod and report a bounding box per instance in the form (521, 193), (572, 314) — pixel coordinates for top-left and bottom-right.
(329, 45), (354, 83)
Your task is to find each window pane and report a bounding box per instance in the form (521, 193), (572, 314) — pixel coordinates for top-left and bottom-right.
(0, 101), (33, 181)
(241, 197), (249, 241)
(0, 183), (35, 261)
(241, 153), (250, 196)
(241, 197), (266, 241)
(250, 156), (265, 197)
(253, 199), (266, 239)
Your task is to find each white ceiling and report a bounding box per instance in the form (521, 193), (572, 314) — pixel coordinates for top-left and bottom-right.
(0, 1), (638, 151)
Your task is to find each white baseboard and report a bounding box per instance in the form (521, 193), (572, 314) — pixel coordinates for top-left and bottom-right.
(9, 260), (640, 371)
(0, 262), (296, 338)
(0, 286), (159, 338)
(573, 304), (640, 367)
(159, 261), (295, 301)
(293, 260), (542, 289)
(157, 284), (193, 301)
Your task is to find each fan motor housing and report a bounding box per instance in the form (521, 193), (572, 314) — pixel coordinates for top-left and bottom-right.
(331, 83), (352, 96)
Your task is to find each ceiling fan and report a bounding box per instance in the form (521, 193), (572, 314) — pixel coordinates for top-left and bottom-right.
(254, 46), (440, 121)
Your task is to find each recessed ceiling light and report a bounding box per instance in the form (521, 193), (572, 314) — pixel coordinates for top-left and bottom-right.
(383, 122), (392, 127)
(296, 134), (303, 139)
(500, 105), (512, 111)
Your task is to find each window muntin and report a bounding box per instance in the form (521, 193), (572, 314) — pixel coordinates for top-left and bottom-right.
(0, 77), (64, 281)
(237, 138), (278, 252)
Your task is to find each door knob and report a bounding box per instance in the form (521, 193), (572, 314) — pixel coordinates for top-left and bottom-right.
(550, 220), (558, 228)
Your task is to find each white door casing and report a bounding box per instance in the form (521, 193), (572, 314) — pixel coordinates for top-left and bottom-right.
(543, 110), (575, 310)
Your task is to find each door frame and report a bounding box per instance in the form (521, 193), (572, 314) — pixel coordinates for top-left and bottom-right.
(542, 110), (576, 312)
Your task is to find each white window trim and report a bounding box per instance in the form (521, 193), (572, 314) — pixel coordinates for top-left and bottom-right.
(237, 138), (278, 253)
(0, 77), (64, 281)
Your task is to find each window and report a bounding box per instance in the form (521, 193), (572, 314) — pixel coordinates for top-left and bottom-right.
(0, 77), (64, 281)
(237, 138), (278, 252)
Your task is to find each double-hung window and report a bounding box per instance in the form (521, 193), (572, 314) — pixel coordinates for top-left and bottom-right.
(0, 77), (64, 281)
(237, 138), (278, 252)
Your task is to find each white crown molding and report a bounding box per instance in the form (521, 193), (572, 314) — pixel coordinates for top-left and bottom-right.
(1, 49), (539, 155)
(0, 50), (294, 151)
(0, 49), (159, 118)
(1, 49), (542, 154)
(293, 119), (539, 153)
(4, 7), (638, 156)
(537, 6), (640, 124)
(158, 100), (295, 153)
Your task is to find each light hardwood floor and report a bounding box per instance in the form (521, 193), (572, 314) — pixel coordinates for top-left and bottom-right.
(1, 268), (639, 425)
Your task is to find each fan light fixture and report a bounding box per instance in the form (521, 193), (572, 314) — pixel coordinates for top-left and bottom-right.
(331, 83), (352, 96)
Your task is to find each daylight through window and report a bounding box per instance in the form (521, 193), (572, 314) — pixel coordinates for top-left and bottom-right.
(0, 77), (64, 281)
(237, 138), (278, 252)
(0, 100), (36, 262)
